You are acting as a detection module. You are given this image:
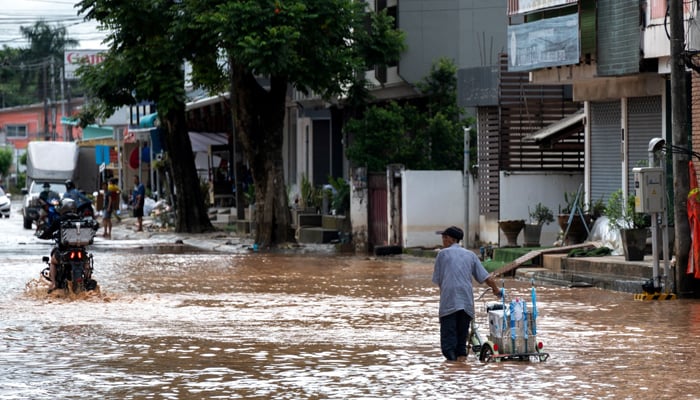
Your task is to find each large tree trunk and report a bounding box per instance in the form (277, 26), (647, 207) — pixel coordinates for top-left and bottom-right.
(161, 103), (214, 233)
(233, 67), (292, 247)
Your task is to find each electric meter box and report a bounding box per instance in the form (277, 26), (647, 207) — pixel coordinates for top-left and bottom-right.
(633, 167), (665, 213)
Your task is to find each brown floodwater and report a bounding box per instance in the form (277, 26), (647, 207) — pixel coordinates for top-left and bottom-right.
(3, 251), (700, 399)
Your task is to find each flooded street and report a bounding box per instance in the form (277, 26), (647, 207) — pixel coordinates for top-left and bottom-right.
(2, 208), (700, 399)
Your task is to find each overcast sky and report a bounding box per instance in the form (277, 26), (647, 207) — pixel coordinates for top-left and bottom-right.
(0, 0), (107, 49)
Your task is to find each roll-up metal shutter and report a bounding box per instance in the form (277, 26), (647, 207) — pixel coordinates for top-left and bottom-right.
(590, 101), (622, 203)
(627, 96), (662, 192)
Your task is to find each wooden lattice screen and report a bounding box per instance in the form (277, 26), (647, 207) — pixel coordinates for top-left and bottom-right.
(499, 54), (584, 171)
(478, 106), (500, 215)
(478, 54), (585, 215)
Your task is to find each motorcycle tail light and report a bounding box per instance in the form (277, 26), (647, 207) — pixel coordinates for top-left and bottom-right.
(538, 342), (544, 349)
(493, 343), (499, 352)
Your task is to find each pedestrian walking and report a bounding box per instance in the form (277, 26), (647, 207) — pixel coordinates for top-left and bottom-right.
(132, 175), (145, 232)
(108, 178), (121, 222)
(101, 181), (113, 238)
(432, 225), (501, 362)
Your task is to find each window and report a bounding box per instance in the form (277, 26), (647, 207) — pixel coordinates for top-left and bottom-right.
(5, 125), (27, 138)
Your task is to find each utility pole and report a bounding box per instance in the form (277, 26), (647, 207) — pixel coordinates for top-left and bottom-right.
(50, 57), (56, 141)
(43, 59), (49, 140)
(669, 0), (694, 295)
(60, 66), (66, 141)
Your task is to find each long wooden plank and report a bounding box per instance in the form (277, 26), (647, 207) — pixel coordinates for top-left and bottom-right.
(492, 242), (599, 277)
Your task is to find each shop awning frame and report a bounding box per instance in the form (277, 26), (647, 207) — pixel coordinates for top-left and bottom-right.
(524, 109), (585, 147)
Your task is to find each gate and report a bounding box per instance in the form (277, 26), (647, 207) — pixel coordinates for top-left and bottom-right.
(368, 173), (388, 250)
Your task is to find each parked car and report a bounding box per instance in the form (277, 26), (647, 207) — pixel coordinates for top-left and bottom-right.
(0, 187), (10, 218)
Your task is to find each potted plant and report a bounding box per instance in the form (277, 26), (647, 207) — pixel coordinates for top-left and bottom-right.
(328, 176), (350, 216)
(605, 189), (650, 261)
(557, 190), (592, 245)
(244, 183), (255, 221)
(523, 203), (554, 247)
(498, 219), (525, 247)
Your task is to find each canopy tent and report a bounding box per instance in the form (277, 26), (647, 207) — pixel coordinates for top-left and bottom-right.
(188, 132), (229, 152)
(189, 132), (228, 181)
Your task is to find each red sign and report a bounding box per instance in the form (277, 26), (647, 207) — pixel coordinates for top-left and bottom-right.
(64, 50), (106, 80)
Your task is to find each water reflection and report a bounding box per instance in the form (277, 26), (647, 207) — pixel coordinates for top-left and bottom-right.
(2, 252), (700, 399)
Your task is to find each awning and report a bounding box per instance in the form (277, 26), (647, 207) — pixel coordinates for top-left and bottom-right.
(139, 112), (159, 128)
(524, 109), (585, 147)
(82, 124), (114, 140)
(188, 132), (229, 153)
(61, 116), (80, 126)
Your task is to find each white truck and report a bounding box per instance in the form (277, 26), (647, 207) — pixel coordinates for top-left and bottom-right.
(21, 141), (79, 229)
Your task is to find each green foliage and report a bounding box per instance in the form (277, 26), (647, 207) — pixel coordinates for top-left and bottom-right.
(604, 189), (648, 230)
(76, 0), (405, 242)
(200, 179), (211, 209)
(245, 183), (256, 206)
(416, 58), (459, 115)
(0, 147), (13, 178)
(0, 22), (80, 108)
(589, 196), (606, 219)
(299, 174), (316, 209)
(344, 101), (413, 172)
(187, 0), (405, 99)
(345, 58), (471, 172)
(328, 176), (350, 215)
(561, 190), (584, 214)
(528, 203), (554, 226)
(16, 172), (26, 192)
(77, 0), (189, 120)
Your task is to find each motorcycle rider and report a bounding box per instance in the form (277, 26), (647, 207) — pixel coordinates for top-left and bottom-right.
(39, 182), (59, 204)
(63, 179), (93, 216)
(45, 180), (95, 293)
(37, 183), (60, 229)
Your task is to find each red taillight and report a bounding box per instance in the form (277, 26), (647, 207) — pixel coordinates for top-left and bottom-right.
(69, 251), (83, 260)
(493, 343), (499, 352)
(538, 342), (544, 349)
(70, 251), (75, 260)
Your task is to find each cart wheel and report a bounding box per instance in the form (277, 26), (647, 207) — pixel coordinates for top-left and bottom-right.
(537, 350), (549, 362)
(479, 343), (494, 363)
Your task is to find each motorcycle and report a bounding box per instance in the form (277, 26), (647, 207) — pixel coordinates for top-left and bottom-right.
(39, 202), (100, 294)
(35, 196), (95, 239)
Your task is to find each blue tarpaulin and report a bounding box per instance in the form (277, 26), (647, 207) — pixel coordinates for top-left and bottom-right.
(95, 145), (110, 165)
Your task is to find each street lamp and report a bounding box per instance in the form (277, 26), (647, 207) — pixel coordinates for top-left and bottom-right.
(463, 126), (471, 248)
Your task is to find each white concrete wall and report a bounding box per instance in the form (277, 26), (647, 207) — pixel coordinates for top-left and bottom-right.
(400, 170), (465, 248)
(497, 171), (584, 247)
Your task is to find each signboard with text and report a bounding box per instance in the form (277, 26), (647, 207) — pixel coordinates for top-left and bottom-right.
(64, 50), (106, 80)
(507, 14), (579, 72)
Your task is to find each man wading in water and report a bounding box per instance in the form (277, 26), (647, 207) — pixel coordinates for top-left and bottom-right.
(432, 226), (501, 362)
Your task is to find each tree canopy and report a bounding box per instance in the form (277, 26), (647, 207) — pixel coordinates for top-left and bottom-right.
(77, 0), (405, 246)
(0, 21), (79, 108)
(77, 0), (213, 233)
(0, 147), (13, 180)
(345, 58), (474, 173)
